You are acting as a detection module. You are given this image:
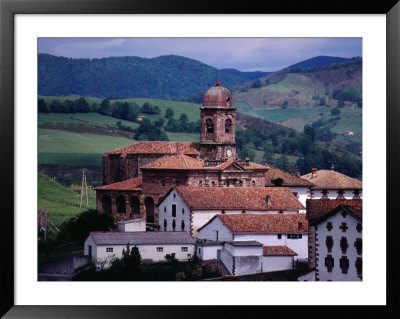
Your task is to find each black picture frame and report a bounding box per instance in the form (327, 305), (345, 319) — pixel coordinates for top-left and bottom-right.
(1, 0), (399, 317)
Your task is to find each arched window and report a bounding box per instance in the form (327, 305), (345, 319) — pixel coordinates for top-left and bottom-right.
(116, 196), (126, 215)
(145, 197), (155, 223)
(206, 118), (214, 133)
(172, 219), (176, 232)
(181, 220), (185, 231)
(164, 219), (167, 231)
(225, 119), (232, 133)
(130, 196), (140, 216)
(101, 195), (112, 214)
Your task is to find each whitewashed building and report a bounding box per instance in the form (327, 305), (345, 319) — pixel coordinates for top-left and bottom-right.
(265, 166), (314, 209)
(84, 231), (196, 269)
(301, 168), (362, 200)
(117, 218), (146, 232)
(158, 186), (305, 237)
(299, 203), (362, 281)
(197, 213), (308, 261)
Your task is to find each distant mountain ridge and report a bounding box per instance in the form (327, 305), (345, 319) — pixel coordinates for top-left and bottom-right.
(220, 68), (270, 80)
(289, 55), (361, 69)
(38, 54), (248, 99)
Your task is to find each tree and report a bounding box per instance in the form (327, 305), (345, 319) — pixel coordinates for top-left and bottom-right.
(165, 108), (174, 118)
(49, 99), (64, 113)
(38, 98), (48, 113)
(179, 113), (189, 123)
(98, 98), (111, 115)
(282, 100), (288, 109)
(75, 97), (90, 113)
(337, 99), (345, 108)
(251, 79), (262, 88)
(122, 245), (142, 270)
(331, 107), (341, 116)
(319, 97), (326, 106)
(304, 125), (316, 141)
(265, 79), (271, 85)
(276, 155), (289, 171)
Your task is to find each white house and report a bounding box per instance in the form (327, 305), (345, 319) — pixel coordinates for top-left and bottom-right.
(84, 231), (196, 269)
(301, 168), (362, 200)
(265, 166), (314, 209)
(299, 204), (362, 281)
(158, 186), (305, 237)
(197, 213), (308, 261)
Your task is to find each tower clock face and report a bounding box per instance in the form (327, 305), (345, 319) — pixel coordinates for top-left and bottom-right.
(227, 149), (232, 157)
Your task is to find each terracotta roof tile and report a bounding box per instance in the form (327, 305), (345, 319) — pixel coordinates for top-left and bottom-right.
(141, 154), (204, 170)
(216, 214), (308, 234)
(211, 160), (269, 171)
(263, 245), (298, 256)
(95, 177), (143, 191)
(265, 167), (314, 187)
(106, 141), (200, 156)
(306, 198), (362, 222)
(175, 187), (305, 211)
(311, 205), (362, 225)
(301, 169), (362, 190)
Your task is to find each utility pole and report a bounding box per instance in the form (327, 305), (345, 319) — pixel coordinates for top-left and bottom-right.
(80, 169), (89, 208)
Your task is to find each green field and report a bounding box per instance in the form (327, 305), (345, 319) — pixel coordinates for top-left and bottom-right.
(38, 173), (96, 226)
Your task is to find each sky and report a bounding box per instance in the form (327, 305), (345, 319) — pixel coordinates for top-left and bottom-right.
(38, 38), (362, 72)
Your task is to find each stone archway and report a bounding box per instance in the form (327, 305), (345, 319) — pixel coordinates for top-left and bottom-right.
(131, 196), (140, 217)
(116, 196), (126, 215)
(101, 195), (112, 214)
(145, 197), (155, 223)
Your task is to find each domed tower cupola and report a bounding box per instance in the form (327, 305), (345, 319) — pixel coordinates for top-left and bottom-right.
(203, 80), (234, 108)
(200, 80), (236, 162)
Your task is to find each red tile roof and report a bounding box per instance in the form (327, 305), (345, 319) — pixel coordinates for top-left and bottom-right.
(174, 187), (305, 211)
(306, 198), (362, 222)
(301, 169), (362, 190)
(265, 167), (314, 187)
(106, 141), (200, 156)
(263, 245), (298, 256)
(215, 214), (308, 234)
(95, 177), (143, 191)
(141, 154), (204, 170)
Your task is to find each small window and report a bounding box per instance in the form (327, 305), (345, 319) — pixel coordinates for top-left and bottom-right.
(355, 257), (362, 276)
(199, 180), (202, 187)
(173, 193), (176, 198)
(340, 222), (348, 232)
(161, 180), (166, 187)
(288, 234), (302, 239)
(340, 256), (349, 274)
(277, 234), (282, 239)
(212, 181), (216, 187)
(164, 207), (166, 213)
(356, 223), (362, 233)
(265, 196), (271, 205)
(354, 238), (362, 255)
(182, 208), (185, 215)
(106, 247), (113, 253)
(198, 248), (201, 254)
(181, 220), (185, 231)
(206, 118), (214, 133)
(325, 255), (334, 272)
(326, 222), (333, 231)
(172, 219), (176, 231)
(172, 204), (176, 217)
(181, 247), (188, 252)
(326, 236), (334, 252)
(252, 180), (256, 186)
(225, 119), (232, 133)
(157, 247), (163, 252)
(164, 219), (167, 231)
(340, 237), (349, 254)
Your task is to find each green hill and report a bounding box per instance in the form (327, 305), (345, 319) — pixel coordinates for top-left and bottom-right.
(38, 54), (247, 99)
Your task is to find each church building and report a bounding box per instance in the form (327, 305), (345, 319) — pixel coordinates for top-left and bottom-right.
(96, 81), (270, 223)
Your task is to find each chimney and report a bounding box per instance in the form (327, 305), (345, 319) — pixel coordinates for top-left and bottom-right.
(245, 157), (250, 167)
(311, 168), (317, 178)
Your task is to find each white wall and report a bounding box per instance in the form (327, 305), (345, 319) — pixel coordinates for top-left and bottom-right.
(234, 233), (308, 260)
(84, 235), (97, 264)
(311, 189), (362, 200)
(261, 256), (294, 272)
(224, 243), (262, 257)
(84, 242), (195, 269)
(219, 248), (234, 275)
(197, 217), (233, 242)
(316, 212), (362, 281)
(289, 186), (309, 211)
(197, 244), (223, 261)
(117, 219), (146, 232)
(158, 190), (191, 234)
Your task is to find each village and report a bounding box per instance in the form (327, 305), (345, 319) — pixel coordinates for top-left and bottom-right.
(78, 81), (363, 281)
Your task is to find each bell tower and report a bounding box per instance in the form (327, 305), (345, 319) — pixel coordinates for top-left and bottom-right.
(200, 80), (236, 162)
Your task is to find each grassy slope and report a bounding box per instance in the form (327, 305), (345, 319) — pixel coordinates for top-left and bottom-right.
(38, 173), (96, 226)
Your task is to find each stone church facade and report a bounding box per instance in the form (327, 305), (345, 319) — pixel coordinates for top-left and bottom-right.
(96, 81), (269, 223)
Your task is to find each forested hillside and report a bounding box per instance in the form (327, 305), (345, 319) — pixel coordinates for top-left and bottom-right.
(38, 54), (247, 99)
